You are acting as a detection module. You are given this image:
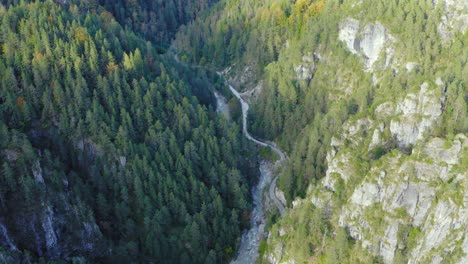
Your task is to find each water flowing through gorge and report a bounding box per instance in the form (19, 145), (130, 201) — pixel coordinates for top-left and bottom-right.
(215, 77), (287, 263)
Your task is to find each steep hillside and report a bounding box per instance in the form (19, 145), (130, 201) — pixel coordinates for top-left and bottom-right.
(1, 0), (466, 262)
(175, 0), (467, 263)
(98, 0), (220, 49)
(0, 0), (256, 262)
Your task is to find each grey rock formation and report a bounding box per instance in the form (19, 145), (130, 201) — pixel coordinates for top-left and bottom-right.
(339, 18), (360, 54)
(405, 62), (419, 72)
(331, 133), (466, 263)
(214, 91), (231, 120)
(323, 152), (353, 191)
(339, 18), (394, 70)
(360, 23), (387, 67)
(369, 124), (385, 150)
(435, 0), (468, 41)
(42, 206), (59, 258)
(32, 160), (45, 184)
(380, 222), (398, 264)
(424, 136), (463, 165)
(375, 102), (395, 118)
(309, 83), (466, 263)
(0, 221), (17, 251)
(351, 183), (380, 206)
(390, 82), (444, 148)
(266, 243), (285, 264)
(294, 52), (317, 81)
(460, 233), (468, 263)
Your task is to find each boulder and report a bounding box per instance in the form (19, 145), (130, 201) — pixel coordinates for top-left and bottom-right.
(424, 136), (464, 165)
(351, 183), (380, 206)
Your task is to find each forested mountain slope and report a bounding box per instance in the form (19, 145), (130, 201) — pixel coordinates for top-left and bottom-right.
(0, 0), (257, 262)
(175, 0), (468, 263)
(98, 0), (220, 49)
(0, 0), (466, 263)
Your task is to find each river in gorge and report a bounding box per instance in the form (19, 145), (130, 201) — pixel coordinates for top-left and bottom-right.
(214, 80), (286, 264)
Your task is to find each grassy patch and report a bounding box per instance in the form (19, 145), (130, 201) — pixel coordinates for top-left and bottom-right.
(257, 239), (268, 264)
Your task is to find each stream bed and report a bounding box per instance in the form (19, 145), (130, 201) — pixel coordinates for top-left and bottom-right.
(214, 89), (276, 264)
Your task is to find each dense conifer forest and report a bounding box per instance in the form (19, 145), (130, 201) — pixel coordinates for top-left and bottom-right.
(175, 0), (467, 262)
(1, 0), (467, 263)
(0, 0), (256, 262)
(176, 0), (467, 200)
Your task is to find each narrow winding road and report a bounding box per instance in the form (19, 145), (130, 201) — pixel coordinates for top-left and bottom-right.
(218, 75), (287, 264)
(225, 80), (287, 216)
(172, 53), (288, 262)
(173, 54), (287, 214)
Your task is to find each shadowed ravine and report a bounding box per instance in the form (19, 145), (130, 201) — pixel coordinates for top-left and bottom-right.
(215, 74), (287, 263)
(224, 81), (286, 216)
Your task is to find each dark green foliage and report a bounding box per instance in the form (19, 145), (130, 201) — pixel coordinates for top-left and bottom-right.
(98, 0), (220, 49)
(370, 146), (387, 160)
(347, 98), (359, 115)
(176, 0), (468, 203)
(175, 0), (468, 260)
(0, 1), (256, 262)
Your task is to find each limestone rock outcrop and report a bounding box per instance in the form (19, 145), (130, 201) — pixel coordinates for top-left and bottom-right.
(339, 18), (394, 70)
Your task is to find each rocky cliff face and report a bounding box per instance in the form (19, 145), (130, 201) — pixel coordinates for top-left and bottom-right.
(435, 0), (468, 41)
(338, 18), (394, 71)
(265, 76), (466, 263)
(319, 132), (467, 263)
(0, 156), (106, 261)
(306, 73), (466, 262)
(261, 1), (467, 263)
(265, 85), (467, 263)
(389, 81), (445, 149)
